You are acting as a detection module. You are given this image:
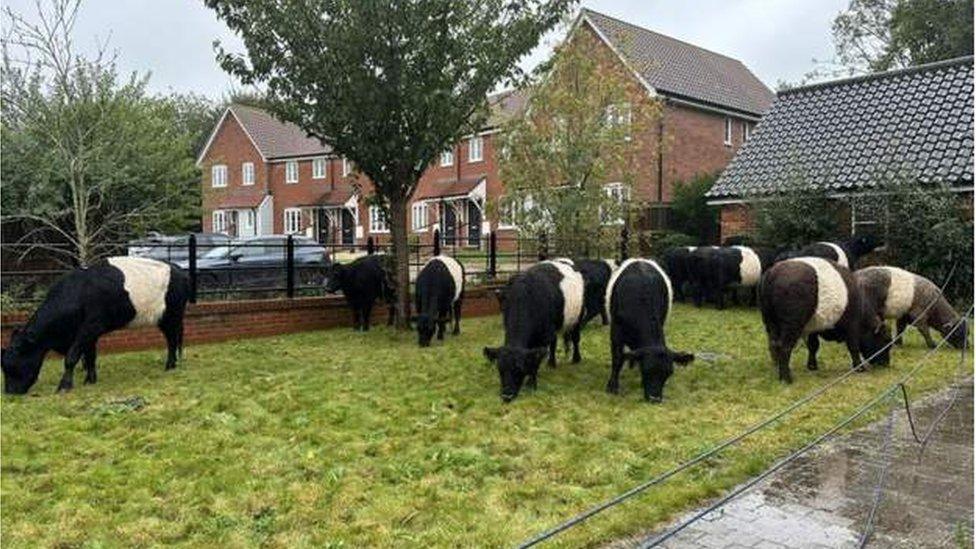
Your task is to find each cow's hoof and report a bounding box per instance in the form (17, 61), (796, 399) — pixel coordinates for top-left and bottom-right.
(606, 384), (620, 395)
(806, 362), (818, 371)
(56, 382), (73, 393)
(572, 355), (581, 364)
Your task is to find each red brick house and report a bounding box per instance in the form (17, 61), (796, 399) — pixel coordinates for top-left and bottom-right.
(197, 9), (772, 246)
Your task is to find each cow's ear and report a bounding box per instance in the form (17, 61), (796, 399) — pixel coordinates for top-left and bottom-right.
(483, 347), (500, 362)
(493, 289), (505, 305)
(671, 351), (695, 365)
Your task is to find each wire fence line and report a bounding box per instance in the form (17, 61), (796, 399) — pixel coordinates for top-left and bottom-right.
(516, 263), (963, 548)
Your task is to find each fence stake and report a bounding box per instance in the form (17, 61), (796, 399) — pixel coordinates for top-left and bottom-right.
(188, 233), (197, 303)
(489, 231), (497, 280)
(619, 226), (630, 262)
(286, 234), (295, 298)
(538, 232), (548, 261)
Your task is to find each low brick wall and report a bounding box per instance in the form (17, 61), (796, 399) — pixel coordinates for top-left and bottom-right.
(0, 286), (502, 354)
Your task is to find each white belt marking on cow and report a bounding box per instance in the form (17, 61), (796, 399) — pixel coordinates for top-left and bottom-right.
(542, 260), (584, 330)
(818, 242), (849, 268)
(107, 257), (171, 328)
(878, 266), (915, 318)
(794, 257), (848, 334)
(605, 258), (673, 322)
(733, 246), (762, 286)
(425, 255), (465, 303)
(603, 258), (618, 272)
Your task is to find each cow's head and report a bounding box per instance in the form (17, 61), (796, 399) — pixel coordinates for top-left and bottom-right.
(2, 329), (44, 395)
(415, 314), (438, 347)
(483, 345), (548, 402)
(851, 234), (881, 256)
(621, 346), (694, 403)
(860, 316), (892, 366)
(943, 318), (968, 350)
(323, 263), (346, 293)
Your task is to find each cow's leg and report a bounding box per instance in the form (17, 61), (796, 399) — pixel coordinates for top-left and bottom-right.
(59, 325), (102, 392)
(82, 342), (98, 384)
(161, 320), (181, 370)
(749, 287), (758, 307)
(607, 334), (624, 394)
(805, 334), (820, 371)
(437, 319), (446, 340)
(894, 316), (909, 345)
(351, 308), (361, 331)
(363, 302), (374, 331)
(452, 299), (462, 335)
(917, 323), (937, 349)
(768, 338), (795, 384)
(526, 362), (539, 391)
(547, 339), (557, 368)
(387, 301), (396, 326)
(570, 326), (582, 364)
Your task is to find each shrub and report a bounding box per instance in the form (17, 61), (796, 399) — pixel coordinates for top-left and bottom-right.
(652, 231), (698, 255)
(671, 173), (720, 243)
(751, 187), (840, 248)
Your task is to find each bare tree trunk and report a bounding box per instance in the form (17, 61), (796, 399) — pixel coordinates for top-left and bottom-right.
(389, 195), (411, 329)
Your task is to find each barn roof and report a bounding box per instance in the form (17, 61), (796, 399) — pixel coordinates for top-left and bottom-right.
(708, 56), (974, 200)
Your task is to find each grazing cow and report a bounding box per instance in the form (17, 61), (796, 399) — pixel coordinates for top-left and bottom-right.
(1, 257), (189, 394)
(797, 234), (880, 269)
(324, 254), (396, 331)
(688, 246), (719, 307)
(760, 257), (891, 383)
(855, 266), (967, 349)
(662, 246), (696, 302)
(414, 253), (465, 347)
(702, 246), (764, 309)
(576, 258), (617, 325)
(483, 260), (584, 402)
(605, 258), (695, 402)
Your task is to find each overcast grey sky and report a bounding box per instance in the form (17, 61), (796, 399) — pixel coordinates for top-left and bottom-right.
(3, 0), (848, 98)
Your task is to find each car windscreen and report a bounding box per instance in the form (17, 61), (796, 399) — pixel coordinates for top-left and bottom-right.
(202, 246), (230, 259)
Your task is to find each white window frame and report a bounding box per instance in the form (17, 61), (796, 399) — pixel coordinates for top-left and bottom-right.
(602, 182), (630, 225)
(342, 158), (352, 177)
(411, 202), (428, 232)
(241, 162), (255, 186)
(468, 136), (484, 163)
(742, 122), (751, 142)
(369, 205), (389, 233)
(284, 160), (299, 184)
(312, 157), (327, 179)
(212, 210), (227, 233)
(606, 102), (632, 138)
(284, 207), (302, 234)
(440, 149), (454, 167)
(724, 117), (733, 146)
(211, 164), (228, 188)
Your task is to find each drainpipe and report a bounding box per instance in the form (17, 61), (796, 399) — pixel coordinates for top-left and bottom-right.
(657, 105), (665, 204)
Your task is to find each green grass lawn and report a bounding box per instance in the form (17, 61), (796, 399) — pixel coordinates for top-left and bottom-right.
(1, 304), (970, 548)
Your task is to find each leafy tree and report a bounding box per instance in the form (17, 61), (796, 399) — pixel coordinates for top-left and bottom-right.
(206, 0), (574, 328)
(751, 186), (839, 249)
(497, 24), (663, 257)
(670, 173), (719, 244)
(1, 0), (200, 266)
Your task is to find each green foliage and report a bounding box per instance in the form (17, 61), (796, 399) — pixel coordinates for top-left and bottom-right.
(206, 0), (575, 324)
(651, 231), (698, 255)
(751, 187), (840, 249)
(853, 182), (973, 304)
(670, 173), (720, 243)
(1, 311), (967, 546)
(498, 27), (662, 256)
(832, 0), (973, 72)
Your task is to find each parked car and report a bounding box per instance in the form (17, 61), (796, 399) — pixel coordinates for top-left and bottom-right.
(128, 233), (232, 263)
(175, 235), (331, 291)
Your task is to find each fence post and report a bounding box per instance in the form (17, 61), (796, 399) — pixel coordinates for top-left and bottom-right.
(619, 225), (630, 262)
(188, 233), (197, 303)
(488, 231), (497, 280)
(538, 232), (548, 261)
(286, 234), (295, 298)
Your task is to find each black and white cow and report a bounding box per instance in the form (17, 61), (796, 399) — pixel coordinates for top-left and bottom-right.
(324, 254), (396, 331)
(700, 246), (764, 309)
(760, 257), (891, 383)
(797, 234), (880, 269)
(414, 254), (465, 347)
(688, 246), (719, 307)
(605, 258), (695, 402)
(1, 257), (190, 394)
(483, 260), (585, 402)
(576, 258), (617, 326)
(662, 246), (695, 302)
(855, 266), (967, 349)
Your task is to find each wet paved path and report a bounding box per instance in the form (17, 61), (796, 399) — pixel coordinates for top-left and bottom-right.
(612, 379), (973, 548)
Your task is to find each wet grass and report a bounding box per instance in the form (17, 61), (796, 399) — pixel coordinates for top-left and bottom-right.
(1, 304), (969, 547)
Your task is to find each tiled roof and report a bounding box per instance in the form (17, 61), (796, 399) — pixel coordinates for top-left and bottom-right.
(215, 193), (267, 209)
(301, 185), (358, 207)
(582, 9), (774, 116)
(486, 89), (527, 127)
(708, 57), (974, 199)
(229, 104), (332, 160)
(413, 176), (485, 201)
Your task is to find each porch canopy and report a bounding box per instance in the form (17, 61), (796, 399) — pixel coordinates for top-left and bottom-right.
(214, 193), (267, 210)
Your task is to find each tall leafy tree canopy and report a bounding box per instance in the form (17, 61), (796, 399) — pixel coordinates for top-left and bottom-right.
(206, 0), (575, 326)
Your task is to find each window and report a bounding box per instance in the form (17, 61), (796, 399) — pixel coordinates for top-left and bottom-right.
(240, 209), (256, 237)
(284, 208), (302, 234)
(211, 164), (228, 188)
(411, 202), (428, 232)
(468, 136), (484, 162)
(312, 157), (327, 179)
(742, 122), (752, 142)
(342, 157), (352, 177)
(605, 102), (632, 138)
(602, 183), (630, 224)
(440, 149), (454, 167)
(212, 210), (227, 233)
(724, 117), (733, 146)
(285, 160), (299, 183)
(498, 195), (535, 229)
(369, 205), (389, 233)
(241, 162), (255, 186)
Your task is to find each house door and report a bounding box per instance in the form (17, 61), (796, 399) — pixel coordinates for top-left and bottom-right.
(442, 203), (457, 246)
(467, 201), (481, 247)
(340, 209), (354, 245)
(316, 209), (330, 244)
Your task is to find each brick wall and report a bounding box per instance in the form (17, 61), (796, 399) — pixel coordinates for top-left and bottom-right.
(200, 113), (269, 232)
(0, 287), (503, 355)
(719, 203), (755, 241)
